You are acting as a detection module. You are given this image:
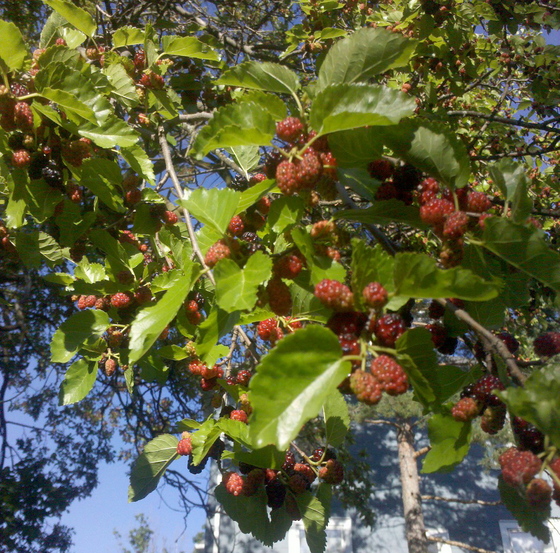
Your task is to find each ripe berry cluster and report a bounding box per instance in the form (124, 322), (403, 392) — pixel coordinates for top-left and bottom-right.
(417, 178), (493, 267)
(222, 447), (344, 520)
(185, 292), (205, 325)
(452, 375), (506, 434)
(498, 447), (555, 510)
(271, 117), (338, 201)
(369, 160), (420, 205)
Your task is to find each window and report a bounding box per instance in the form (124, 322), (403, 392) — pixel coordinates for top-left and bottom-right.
(288, 517), (352, 553)
(499, 520), (559, 553)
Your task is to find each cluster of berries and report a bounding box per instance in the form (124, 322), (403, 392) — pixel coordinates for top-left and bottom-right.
(0, 85), (34, 133)
(451, 375), (506, 434)
(188, 359), (225, 392)
(350, 355), (409, 405)
(424, 299), (463, 355)
(368, 160), (421, 205)
(119, 229), (150, 254)
(222, 448), (344, 520)
(75, 289), (154, 312)
(122, 173), (143, 206)
(310, 280), (411, 405)
(0, 221), (16, 255)
(499, 448), (560, 510)
(184, 292), (205, 326)
(204, 181), (271, 268)
(256, 317), (303, 345)
(1, 78), (103, 203)
(418, 178), (493, 267)
(270, 117), (338, 201)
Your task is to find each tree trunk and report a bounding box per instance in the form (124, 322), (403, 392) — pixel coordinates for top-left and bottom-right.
(397, 421), (428, 553)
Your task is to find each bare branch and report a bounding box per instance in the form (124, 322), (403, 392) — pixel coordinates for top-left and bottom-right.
(421, 495), (502, 506)
(426, 535), (497, 553)
(439, 299), (526, 385)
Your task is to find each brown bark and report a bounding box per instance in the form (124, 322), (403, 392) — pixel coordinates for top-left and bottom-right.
(397, 421), (428, 553)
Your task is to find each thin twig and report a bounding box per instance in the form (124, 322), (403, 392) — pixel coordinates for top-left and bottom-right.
(158, 125), (258, 360)
(421, 495), (502, 506)
(439, 299), (526, 384)
(335, 183), (400, 256)
(414, 446), (430, 459)
(426, 535), (496, 553)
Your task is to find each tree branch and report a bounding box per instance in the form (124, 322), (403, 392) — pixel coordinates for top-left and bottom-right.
(447, 110), (560, 134)
(426, 535), (496, 553)
(421, 495), (501, 506)
(439, 299), (526, 385)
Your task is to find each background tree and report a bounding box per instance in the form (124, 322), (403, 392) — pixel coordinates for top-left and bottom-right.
(0, 1), (560, 552)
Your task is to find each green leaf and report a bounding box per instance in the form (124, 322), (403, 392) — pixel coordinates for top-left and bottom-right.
(162, 35), (219, 60)
(350, 239), (398, 310)
(216, 61), (300, 95)
(239, 90), (288, 121)
(120, 143), (156, 185)
(104, 63), (139, 108)
(128, 434), (179, 502)
(158, 345), (189, 361)
(237, 179), (276, 214)
(190, 418), (221, 465)
(74, 259), (106, 284)
(393, 252), (501, 301)
(40, 11), (65, 48)
(113, 26), (145, 47)
(175, 418), (201, 432)
(128, 267), (200, 366)
(78, 116), (139, 148)
(0, 20), (27, 70)
(291, 227), (347, 286)
(323, 391), (349, 447)
(15, 231), (65, 268)
(59, 27), (87, 49)
(482, 218), (560, 294)
(489, 160), (532, 223)
(335, 199), (425, 229)
(180, 187), (240, 234)
(59, 358), (97, 405)
(310, 84), (415, 136)
(498, 476), (550, 543)
(498, 366), (560, 450)
(195, 308), (240, 365)
(382, 121), (471, 189)
(328, 128), (384, 168)
(248, 326), (350, 450)
(78, 159), (126, 212)
(395, 329), (437, 407)
(40, 87), (97, 124)
(51, 310), (110, 363)
(296, 490), (330, 553)
(214, 485), (291, 546)
(214, 251), (272, 312)
(190, 102), (276, 159)
(226, 145), (260, 176)
(221, 445), (286, 470)
(43, 0), (97, 37)
(316, 27), (416, 91)
(267, 196), (305, 234)
(422, 413), (472, 473)
(337, 168), (380, 202)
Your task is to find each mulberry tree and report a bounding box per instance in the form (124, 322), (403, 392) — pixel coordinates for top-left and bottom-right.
(1, 0), (560, 552)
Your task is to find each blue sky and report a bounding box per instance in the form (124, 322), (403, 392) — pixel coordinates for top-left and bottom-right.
(61, 455), (207, 553)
